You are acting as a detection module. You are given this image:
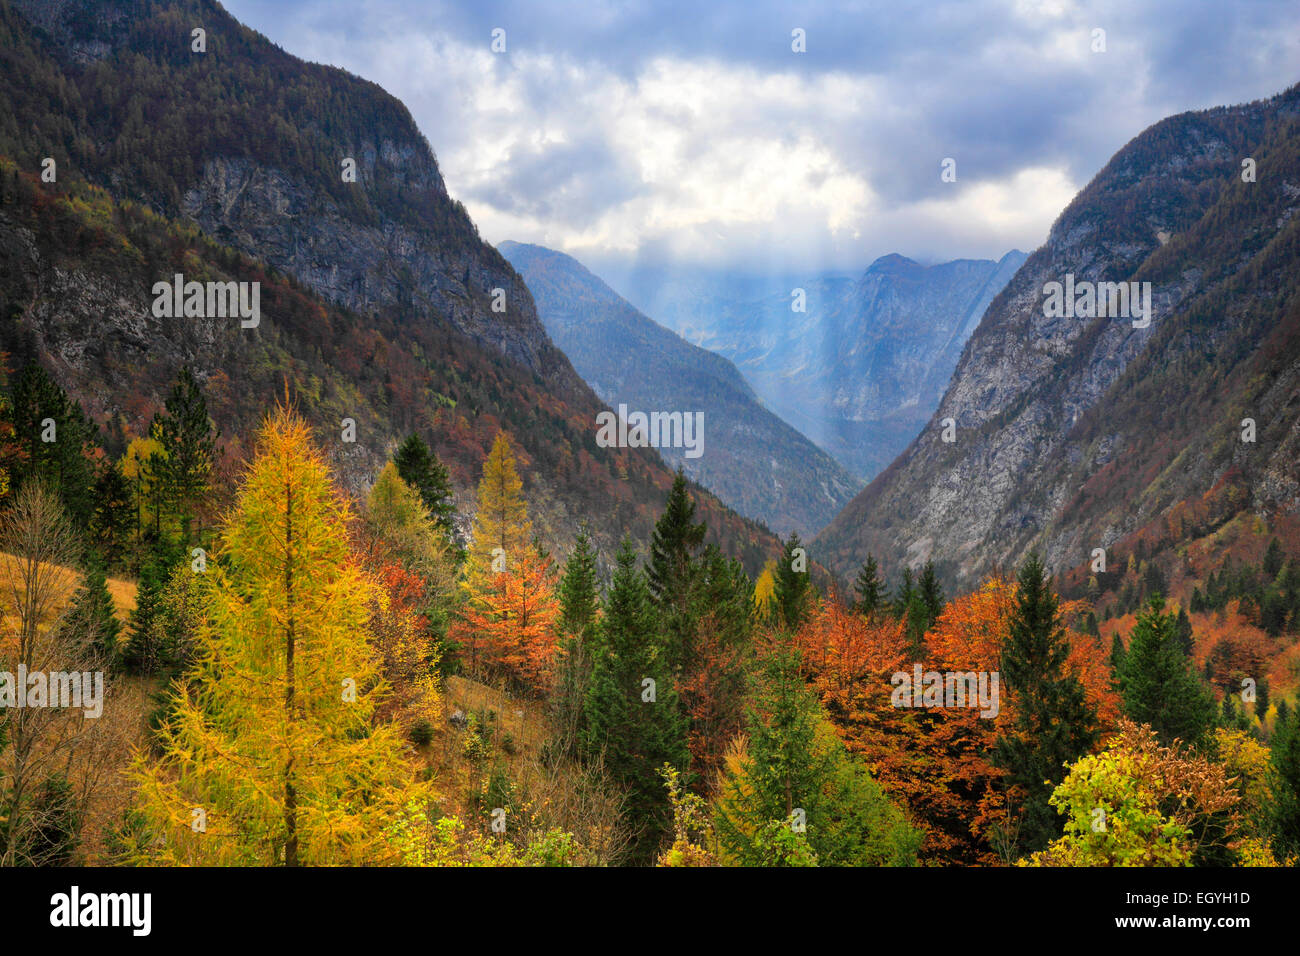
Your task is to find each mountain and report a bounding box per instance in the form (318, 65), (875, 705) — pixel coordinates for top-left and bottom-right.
(816, 83), (1300, 595)
(499, 241), (862, 538)
(0, 0), (781, 570)
(602, 251), (1025, 478)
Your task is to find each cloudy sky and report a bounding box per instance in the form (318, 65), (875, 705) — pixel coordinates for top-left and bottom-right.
(224, 0), (1300, 273)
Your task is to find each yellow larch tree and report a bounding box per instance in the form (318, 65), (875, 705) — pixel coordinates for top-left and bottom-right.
(128, 407), (432, 865)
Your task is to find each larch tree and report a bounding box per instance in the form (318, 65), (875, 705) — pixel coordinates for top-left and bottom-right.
(129, 407), (430, 866)
(454, 432), (558, 689)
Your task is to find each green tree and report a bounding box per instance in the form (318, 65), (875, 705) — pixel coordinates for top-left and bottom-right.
(552, 527), (600, 753)
(771, 532), (813, 631)
(149, 366), (217, 538)
(647, 469), (706, 671)
(581, 538), (688, 863)
(994, 553), (1099, 855)
(853, 555), (886, 617)
(63, 557), (121, 657)
(1270, 706), (1300, 862)
(1119, 596), (1216, 748)
(714, 646), (919, 866)
(9, 364), (98, 530)
(393, 432), (457, 548)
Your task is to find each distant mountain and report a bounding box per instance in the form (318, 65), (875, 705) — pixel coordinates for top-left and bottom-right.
(500, 241), (862, 538)
(603, 251), (1025, 478)
(0, 0), (782, 571)
(816, 83), (1300, 594)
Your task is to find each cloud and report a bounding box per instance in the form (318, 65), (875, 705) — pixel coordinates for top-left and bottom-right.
(223, 0), (1300, 271)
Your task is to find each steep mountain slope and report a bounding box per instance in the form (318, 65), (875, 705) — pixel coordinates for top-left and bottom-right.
(0, 0), (782, 570)
(605, 251), (1024, 478)
(500, 241), (862, 538)
(816, 84), (1300, 593)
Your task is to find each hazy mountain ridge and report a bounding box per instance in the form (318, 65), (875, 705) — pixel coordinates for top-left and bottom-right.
(603, 250), (1025, 478)
(500, 241), (863, 538)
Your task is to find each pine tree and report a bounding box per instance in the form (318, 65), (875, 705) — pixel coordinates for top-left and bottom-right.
(63, 556), (121, 657)
(129, 407), (431, 865)
(582, 538), (688, 862)
(893, 566), (916, 619)
(393, 432), (457, 546)
(993, 553), (1099, 855)
(552, 528), (600, 752)
(1270, 706), (1300, 862)
(149, 366), (217, 538)
(1263, 537), (1284, 579)
(647, 469), (706, 670)
(771, 532), (812, 631)
(918, 560), (945, 628)
(90, 459), (133, 571)
(558, 526), (600, 643)
(853, 555), (886, 618)
(1119, 595), (1217, 748)
(9, 363), (99, 530)
(714, 646), (920, 866)
(1174, 606), (1194, 656)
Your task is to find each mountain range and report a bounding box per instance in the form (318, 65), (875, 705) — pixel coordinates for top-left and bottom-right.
(603, 250), (1025, 479)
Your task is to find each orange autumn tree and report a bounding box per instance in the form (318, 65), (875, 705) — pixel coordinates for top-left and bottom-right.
(794, 576), (1121, 865)
(454, 432), (559, 692)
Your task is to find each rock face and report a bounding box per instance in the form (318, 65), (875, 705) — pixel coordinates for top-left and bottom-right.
(7, 0), (585, 401)
(501, 241), (862, 538)
(606, 252), (1024, 479)
(816, 84), (1300, 592)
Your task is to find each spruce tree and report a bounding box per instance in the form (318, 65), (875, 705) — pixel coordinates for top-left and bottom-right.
(9, 363), (99, 529)
(771, 532), (812, 631)
(918, 560), (945, 628)
(393, 432), (457, 546)
(714, 646), (920, 866)
(64, 557), (121, 657)
(149, 366), (216, 538)
(993, 553), (1099, 855)
(552, 527), (601, 751)
(1119, 595), (1216, 748)
(893, 566), (916, 618)
(647, 469), (706, 669)
(853, 555), (886, 617)
(1270, 706), (1300, 862)
(582, 538), (688, 862)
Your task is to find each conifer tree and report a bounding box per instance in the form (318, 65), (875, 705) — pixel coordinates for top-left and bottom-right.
(582, 538), (687, 862)
(853, 555), (886, 617)
(9, 364), (98, 529)
(893, 566), (916, 618)
(1271, 706), (1300, 862)
(647, 469), (706, 669)
(771, 532), (812, 631)
(149, 366), (216, 538)
(714, 646), (920, 866)
(393, 432), (457, 546)
(465, 432), (531, 582)
(64, 556), (121, 657)
(918, 560), (945, 629)
(993, 553), (1099, 855)
(552, 528), (600, 752)
(1119, 595), (1216, 748)
(129, 407), (430, 865)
